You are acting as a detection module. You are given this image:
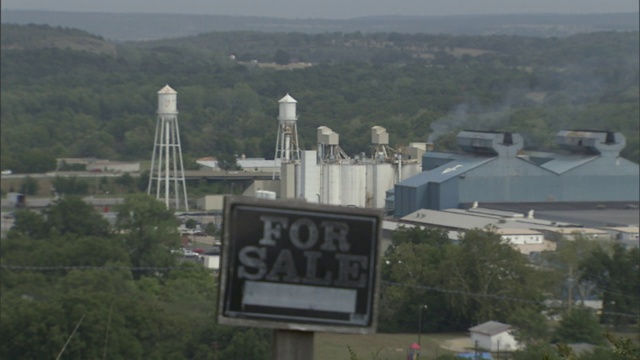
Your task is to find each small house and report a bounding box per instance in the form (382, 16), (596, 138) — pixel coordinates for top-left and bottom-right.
(469, 321), (520, 352)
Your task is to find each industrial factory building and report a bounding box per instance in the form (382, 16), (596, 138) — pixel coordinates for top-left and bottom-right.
(391, 130), (640, 217)
(268, 94), (424, 208)
(167, 90), (637, 216)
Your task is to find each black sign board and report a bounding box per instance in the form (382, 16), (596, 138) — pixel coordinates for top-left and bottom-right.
(218, 196), (382, 333)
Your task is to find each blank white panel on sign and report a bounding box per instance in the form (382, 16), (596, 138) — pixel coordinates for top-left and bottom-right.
(243, 281), (357, 313)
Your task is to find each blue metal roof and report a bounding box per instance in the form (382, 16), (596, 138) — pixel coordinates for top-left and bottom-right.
(400, 155), (495, 188)
(541, 155), (598, 174)
(457, 352), (494, 359)
(423, 151), (465, 160)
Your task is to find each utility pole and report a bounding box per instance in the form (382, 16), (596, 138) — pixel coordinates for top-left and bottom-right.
(418, 304), (428, 356)
(474, 340), (479, 360)
(568, 265), (574, 311)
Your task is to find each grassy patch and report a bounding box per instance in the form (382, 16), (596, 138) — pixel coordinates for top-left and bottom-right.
(315, 332), (461, 360)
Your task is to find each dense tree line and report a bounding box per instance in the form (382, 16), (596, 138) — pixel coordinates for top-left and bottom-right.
(0, 194), (272, 359)
(1, 25), (638, 174)
(2, 197), (637, 358)
(381, 227), (639, 359)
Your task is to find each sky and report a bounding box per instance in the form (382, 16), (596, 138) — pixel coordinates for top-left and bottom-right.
(2, 0), (639, 19)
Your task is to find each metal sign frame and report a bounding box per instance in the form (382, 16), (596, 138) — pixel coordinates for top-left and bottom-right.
(217, 196), (382, 334)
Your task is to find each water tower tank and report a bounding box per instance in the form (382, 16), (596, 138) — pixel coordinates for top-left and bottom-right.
(157, 85), (178, 114)
(278, 93), (298, 123)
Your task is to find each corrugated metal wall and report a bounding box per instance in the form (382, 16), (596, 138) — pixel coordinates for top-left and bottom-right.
(459, 157), (559, 203)
(459, 156), (639, 203)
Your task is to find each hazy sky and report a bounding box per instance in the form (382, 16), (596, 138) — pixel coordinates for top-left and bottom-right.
(3, 0), (639, 19)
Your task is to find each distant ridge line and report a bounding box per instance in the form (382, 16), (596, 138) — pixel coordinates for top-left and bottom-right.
(2, 9), (638, 41)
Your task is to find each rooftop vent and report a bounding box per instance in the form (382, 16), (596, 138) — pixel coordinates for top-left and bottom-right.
(456, 131), (523, 157)
(317, 126), (339, 145)
(371, 126), (389, 145)
(556, 130), (625, 156)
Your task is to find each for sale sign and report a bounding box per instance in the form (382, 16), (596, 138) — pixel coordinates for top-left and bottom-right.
(218, 196), (381, 333)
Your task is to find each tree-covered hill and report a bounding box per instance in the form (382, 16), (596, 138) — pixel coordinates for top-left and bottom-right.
(1, 23), (116, 55)
(1, 24), (638, 173)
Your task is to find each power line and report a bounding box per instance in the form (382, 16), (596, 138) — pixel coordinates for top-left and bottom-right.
(2, 264), (638, 319)
(382, 280), (540, 304)
(0, 264), (202, 272)
(382, 281), (640, 319)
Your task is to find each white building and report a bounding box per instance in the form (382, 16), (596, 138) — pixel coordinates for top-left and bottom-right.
(86, 160), (140, 173)
(196, 157), (281, 173)
(497, 228), (544, 245)
(600, 226), (639, 242)
(469, 321), (520, 352)
(195, 195), (225, 211)
(497, 228), (556, 255)
(200, 255), (220, 270)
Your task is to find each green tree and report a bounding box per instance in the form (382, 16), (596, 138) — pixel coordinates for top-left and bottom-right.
(217, 153), (242, 171)
(604, 332), (640, 360)
(274, 49), (291, 65)
(204, 222), (217, 236)
(45, 196), (111, 237)
(115, 193), (180, 277)
(507, 307), (550, 346)
(542, 237), (602, 312)
(0, 196), (222, 360)
(185, 218), (197, 229)
(51, 176), (90, 195)
(553, 307), (605, 345)
(19, 175), (39, 195)
(579, 244), (640, 329)
(115, 172), (135, 191)
(439, 227), (549, 324)
(14, 149), (56, 174)
(512, 344), (562, 360)
(217, 329), (271, 360)
(137, 170), (150, 191)
(8, 209), (49, 239)
(379, 227), (458, 332)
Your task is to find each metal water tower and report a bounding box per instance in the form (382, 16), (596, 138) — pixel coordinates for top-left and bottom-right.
(147, 85), (189, 210)
(274, 93), (301, 163)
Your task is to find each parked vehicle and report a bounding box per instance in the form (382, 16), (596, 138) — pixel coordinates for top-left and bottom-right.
(171, 248), (199, 257)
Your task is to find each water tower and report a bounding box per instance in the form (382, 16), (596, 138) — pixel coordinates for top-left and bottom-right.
(147, 85), (189, 210)
(274, 93), (301, 163)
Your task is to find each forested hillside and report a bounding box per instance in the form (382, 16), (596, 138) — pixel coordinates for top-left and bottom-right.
(0, 23), (115, 54)
(1, 24), (638, 173)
